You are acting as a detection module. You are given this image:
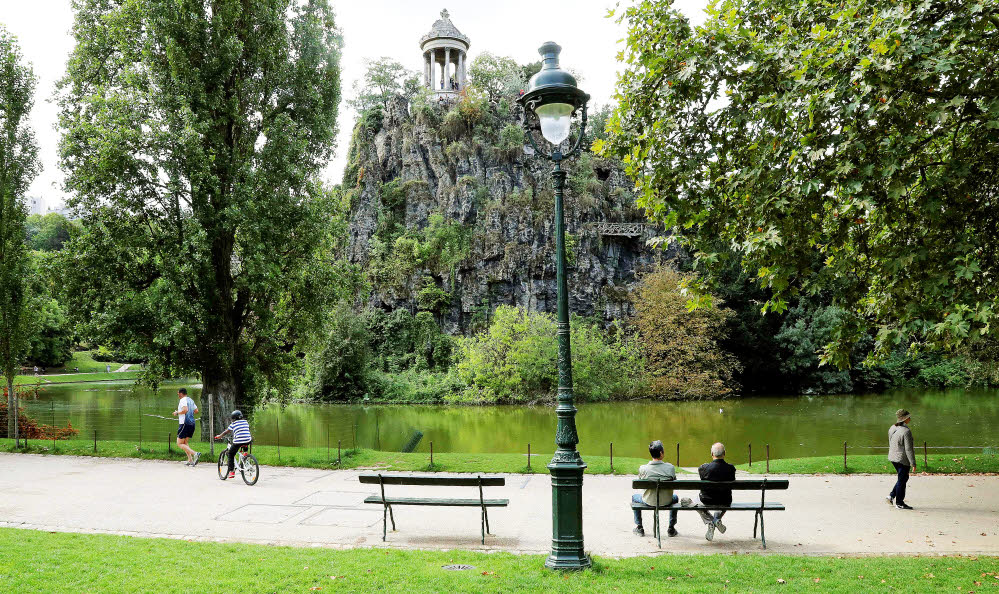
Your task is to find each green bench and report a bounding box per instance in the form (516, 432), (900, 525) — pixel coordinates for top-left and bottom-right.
(359, 474), (508, 544)
(631, 478), (789, 549)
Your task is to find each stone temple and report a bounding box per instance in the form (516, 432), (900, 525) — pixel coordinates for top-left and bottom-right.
(420, 9), (469, 99)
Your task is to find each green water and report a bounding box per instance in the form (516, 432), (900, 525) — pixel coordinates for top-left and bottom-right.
(19, 382), (998, 464)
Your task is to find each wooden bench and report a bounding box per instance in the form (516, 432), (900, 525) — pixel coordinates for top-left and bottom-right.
(359, 474), (509, 544)
(631, 478), (789, 549)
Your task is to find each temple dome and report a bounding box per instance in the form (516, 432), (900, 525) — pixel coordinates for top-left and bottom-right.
(420, 9), (470, 49)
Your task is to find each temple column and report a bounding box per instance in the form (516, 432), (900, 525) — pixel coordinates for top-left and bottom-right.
(458, 52), (464, 90)
(445, 47), (451, 89)
(424, 52), (430, 88)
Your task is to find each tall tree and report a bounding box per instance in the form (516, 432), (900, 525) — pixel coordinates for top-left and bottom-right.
(603, 0), (999, 366)
(0, 26), (40, 438)
(348, 57), (418, 112)
(58, 0), (343, 434)
(467, 52), (525, 101)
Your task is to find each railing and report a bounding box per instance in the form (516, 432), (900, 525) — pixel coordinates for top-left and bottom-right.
(595, 222), (647, 237)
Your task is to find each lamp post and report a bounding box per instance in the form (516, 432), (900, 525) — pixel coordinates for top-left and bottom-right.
(517, 41), (590, 571)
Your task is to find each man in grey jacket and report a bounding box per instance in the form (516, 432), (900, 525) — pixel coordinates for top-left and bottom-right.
(631, 440), (689, 537)
(887, 408), (916, 509)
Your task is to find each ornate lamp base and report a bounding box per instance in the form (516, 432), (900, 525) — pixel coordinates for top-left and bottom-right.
(545, 458), (591, 570)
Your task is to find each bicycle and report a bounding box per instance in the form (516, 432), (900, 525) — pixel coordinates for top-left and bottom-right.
(216, 437), (259, 486)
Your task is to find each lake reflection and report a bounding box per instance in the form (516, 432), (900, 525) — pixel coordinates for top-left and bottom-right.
(22, 382), (999, 464)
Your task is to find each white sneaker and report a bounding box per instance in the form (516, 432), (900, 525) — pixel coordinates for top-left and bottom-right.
(680, 497), (692, 507)
(705, 522), (715, 541)
(192, 452), (201, 467)
(715, 519), (727, 534)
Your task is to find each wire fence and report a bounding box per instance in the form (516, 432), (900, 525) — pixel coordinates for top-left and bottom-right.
(1, 400), (996, 471)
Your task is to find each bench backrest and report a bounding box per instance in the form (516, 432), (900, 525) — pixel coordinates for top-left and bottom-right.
(359, 474), (505, 487)
(631, 479), (789, 490)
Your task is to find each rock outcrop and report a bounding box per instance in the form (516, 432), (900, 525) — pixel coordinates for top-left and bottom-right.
(343, 95), (673, 334)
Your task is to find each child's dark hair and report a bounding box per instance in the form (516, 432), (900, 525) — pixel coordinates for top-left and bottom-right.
(178, 388), (187, 395)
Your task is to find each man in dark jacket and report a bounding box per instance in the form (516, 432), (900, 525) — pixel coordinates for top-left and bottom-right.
(698, 442), (736, 541)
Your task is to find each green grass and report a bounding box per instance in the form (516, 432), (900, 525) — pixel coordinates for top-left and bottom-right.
(738, 454), (999, 475)
(63, 350), (128, 373)
(0, 438), (650, 475)
(13, 371), (144, 386)
(0, 528), (995, 593)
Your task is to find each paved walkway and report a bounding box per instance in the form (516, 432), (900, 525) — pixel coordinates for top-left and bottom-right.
(1, 453), (997, 557)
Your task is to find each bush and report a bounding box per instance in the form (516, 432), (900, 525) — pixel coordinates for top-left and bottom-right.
(774, 304), (854, 394)
(26, 298), (74, 367)
(454, 305), (642, 403)
(368, 368), (465, 402)
(303, 304), (371, 401)
(632, 267), (740, 399)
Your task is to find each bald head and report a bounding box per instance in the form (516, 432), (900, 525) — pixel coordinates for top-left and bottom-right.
(710, 442), (726, 459)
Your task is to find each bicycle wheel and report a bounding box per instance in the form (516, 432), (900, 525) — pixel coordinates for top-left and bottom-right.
(241, 454), (259, 486)
(217, 450), (228, 480)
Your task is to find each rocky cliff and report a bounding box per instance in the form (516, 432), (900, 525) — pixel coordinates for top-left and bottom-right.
(342, 94), (672, 334)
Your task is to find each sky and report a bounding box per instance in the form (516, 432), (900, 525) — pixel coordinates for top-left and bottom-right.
(1, 0), (709, 210)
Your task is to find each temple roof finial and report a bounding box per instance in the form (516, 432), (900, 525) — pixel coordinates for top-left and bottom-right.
(441, 8), (449, 20)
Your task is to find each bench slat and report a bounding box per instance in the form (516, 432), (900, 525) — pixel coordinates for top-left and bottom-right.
(363, 495), (509, 507)
(631, 479), (789, 490)
(358, 474), (505, 487)
(631, 501), (785, 511)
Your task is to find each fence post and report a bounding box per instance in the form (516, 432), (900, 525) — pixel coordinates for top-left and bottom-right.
(843, 441), (847, 472)
(209, 395), (214, 458)
(766, 443), (770, 474)
(748, 443), (752, 468)
(168, 432), (171, 453)
(924, 441), (928, 470)
(430, 441), (434, 467)
(527, 443), (531, 471)
(337, 439), (341, 466)
(676, 442), (680, 467)
(94, 430), (97, 453)
(138, 399), (142, 450)
(51, 401), (56, 449)
(276, 416), (280, 461)
(610, 442), (613, 473)
(327, 426), (330, 464)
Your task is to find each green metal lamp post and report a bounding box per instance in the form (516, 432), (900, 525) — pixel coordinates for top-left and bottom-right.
(517, 41), (591, 571)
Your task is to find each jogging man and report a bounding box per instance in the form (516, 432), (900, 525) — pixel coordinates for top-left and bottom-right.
(172, 388), (200, 466)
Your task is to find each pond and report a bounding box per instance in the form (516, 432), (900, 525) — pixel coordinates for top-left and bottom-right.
(17, 382), (998, 464)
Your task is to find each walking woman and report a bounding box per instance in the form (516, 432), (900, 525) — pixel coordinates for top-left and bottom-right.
(887, 408), (916, 509)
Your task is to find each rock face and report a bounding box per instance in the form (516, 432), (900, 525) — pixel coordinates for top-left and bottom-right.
(344, 95), (672, 334)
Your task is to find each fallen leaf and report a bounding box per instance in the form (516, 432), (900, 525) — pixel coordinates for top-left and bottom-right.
(481, 571), (495, 576)
(814, 578), (821, 583)
(858, 575), (864, 579)
(776, 578), (786, 584)
(925, 573), (935, 578)
(982, 533), (987, 536)
(309, 588), (322, 592)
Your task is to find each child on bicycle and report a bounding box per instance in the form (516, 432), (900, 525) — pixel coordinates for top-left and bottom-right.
(214, 410), (252, 479)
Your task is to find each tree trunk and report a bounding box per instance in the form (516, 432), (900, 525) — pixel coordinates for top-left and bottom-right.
(5, 377), (13, 439)
(201, 371), (244, 440)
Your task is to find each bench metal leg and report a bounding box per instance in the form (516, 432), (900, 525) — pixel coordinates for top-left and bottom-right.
(753, 511), (759, 539)
(760, 513), (766, 549)
(481, 509), (486, 545)
(388, 504), (396, 530)
(382, 507), (387, 541)
(484, 507), (491, 535)
(654, 510), (661, 549)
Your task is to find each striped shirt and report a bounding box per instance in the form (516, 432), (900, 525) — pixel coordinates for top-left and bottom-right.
(227, 419), (252, 444)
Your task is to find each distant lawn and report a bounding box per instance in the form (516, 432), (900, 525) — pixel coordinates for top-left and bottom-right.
(13, 371), (144, 386)
(738, 454), (999, 475)
(0, 438), (650, 475)
(0, 528), (996, 593)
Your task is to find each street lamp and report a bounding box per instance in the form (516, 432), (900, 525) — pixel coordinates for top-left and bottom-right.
(518, 41), (591, 571)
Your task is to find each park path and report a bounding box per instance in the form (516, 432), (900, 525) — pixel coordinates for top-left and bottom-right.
(0, 453), (996, 557)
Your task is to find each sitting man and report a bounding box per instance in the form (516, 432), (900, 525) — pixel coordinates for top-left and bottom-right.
(631, 440), (688, 537)
(698, 442), (736, 541)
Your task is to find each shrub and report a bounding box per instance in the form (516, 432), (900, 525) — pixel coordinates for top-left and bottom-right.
(303, 304), (371, 401)
(454, 305), (642, 403)
(633, 266), (741, 399)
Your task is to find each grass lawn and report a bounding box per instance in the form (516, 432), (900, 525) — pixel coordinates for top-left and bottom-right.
(738, 454), (999, 475)
(0, 438), (651, 475)
(13, 371), (144, 386)
(0, 528), (995, 593)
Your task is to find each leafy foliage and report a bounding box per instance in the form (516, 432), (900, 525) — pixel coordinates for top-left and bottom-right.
(25, 213), (78, 252)
(349, 57), (419, 112)
(25, 298), (73, 367)
(57, 0), (344, 419)
(604, 0), (999, 366)
(632, 267), (740, 399)
(467, 52), (526, 101)
(302, 303), (371, 402)
(454, 305), (642, 403)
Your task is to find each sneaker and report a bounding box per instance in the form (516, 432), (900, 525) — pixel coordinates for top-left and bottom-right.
(705, 522), (716, 541)
(184, 461), (192, 466)
(632, 526), (645, 537)
(227, 472), (236, 479)
(680, 497), (692, 507)
(886, 495), (894, 505)
(715, 519), (727, 534)
(192, 452), (201, 467)
(895, 502), (913, 510)
(667, 527), (678, 537)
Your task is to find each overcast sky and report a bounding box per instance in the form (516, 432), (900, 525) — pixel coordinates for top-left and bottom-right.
(2, 0), (708, 210)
